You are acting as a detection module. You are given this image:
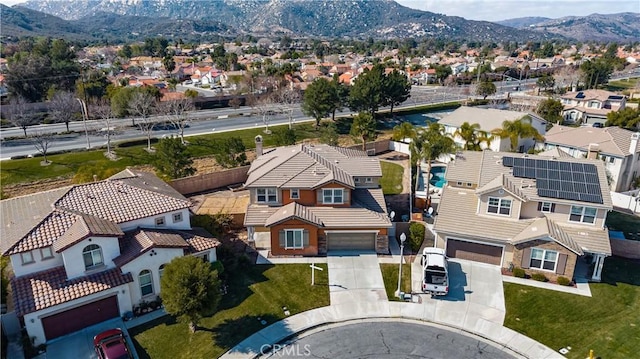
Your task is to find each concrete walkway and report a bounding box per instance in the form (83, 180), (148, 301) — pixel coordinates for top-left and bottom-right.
(503, 275), (592, 297)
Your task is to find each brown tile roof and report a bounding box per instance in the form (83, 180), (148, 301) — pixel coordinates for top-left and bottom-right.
(109, 169), (187, 201)
(11, 266), (133, 316)
(55, 179), (190, 224)
(265, 202), (324, 227)
(53, 215), (124, 253)
(1, 188), (72, 255)
(6, 210), (76, 255)
(545, 125), (639, 157)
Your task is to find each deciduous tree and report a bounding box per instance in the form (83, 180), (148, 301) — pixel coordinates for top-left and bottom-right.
(476, 80), (496, 100)
(49, 91), (81, 132)
(160, 256), (221, 333)
(5, 95), (35, 136)
(30, 132), (54, 164)
(129, 91), (159, 151)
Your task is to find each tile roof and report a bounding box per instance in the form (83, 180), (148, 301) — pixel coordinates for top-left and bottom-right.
(264, 202), (324, 227)
(109, 169), (187, 201)
(512, 217), (583, 255)
(244, 206), (280, 226)
(561, 89), (622, 103)
(11, 266), (133, 316)
(544, 125), (639, 157)
(244, 144), (381, 189)
(308, 207), (392, 228)
(6, 210), (76, 255)
(538, 147), (573, 159)
(53, 215), (124, 253)
(440, 107), (546, 133)
(113, 228), (219, 267)
(445, 151), (483, 185)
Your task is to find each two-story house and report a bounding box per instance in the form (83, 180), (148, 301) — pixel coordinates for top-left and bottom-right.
(440, 107), (547, 153)
(433, 151), (612, 283)
(243, 144), (392, 256)
(1, 169), (219, 345)
(561, 89), (626, 125)
(541, 125), (640, 192)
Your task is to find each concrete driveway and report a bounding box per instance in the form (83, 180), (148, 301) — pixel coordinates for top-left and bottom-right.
(45, 318), (138, 359)
(327, 251), (387, 305)
(412, 257), (506, 325)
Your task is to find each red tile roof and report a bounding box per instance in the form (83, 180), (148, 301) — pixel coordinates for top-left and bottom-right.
(11, 266), (133, 316)
(53, 214), (124, 253)
(7, 210), (76, 255)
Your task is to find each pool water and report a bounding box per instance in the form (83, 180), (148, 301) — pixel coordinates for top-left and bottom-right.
(429, 166), (447, 188)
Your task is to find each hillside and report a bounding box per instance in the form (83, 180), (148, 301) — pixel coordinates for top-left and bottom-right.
(497, 17), (551, 29)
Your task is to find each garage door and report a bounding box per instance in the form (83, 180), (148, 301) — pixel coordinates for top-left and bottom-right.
(446, 239), (502, 265)
(42, 295), (119, 341)
(327, 232), (376, 251)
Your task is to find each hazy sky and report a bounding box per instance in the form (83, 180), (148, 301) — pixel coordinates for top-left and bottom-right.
(1, 0), (638, 22)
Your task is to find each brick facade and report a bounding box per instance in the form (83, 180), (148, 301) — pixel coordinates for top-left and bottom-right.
(376, 234), (389, 254)
(512, 239), (578, 282)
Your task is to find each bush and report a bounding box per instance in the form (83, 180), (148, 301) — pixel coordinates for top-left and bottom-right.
(408, 222), (425, 252)
(513, 267), (526, 278)
(557, 276), (571, 286)
(531, 273), (548, 282)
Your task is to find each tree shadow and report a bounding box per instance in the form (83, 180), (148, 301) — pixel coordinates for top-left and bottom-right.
(600, 256), (640, 287)
(212, 313), (284, 353)
(218, 263), (274, 311)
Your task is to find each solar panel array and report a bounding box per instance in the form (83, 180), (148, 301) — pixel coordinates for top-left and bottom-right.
(502, 156), (603, 204)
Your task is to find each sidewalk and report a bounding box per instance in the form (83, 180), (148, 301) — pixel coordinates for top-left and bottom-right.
(502, 275), (592, 297)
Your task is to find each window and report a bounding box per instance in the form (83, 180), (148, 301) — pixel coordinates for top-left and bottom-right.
(83, 244), (103, 270)
(139, 270), (153, 296)
(322, 188), (344, 204)
(530, 248), (558, 271)
(608, 157), (615, 164)
(40, 246), (54, 260)
(172, 212), (183, 223)
(539, 202), (555, 213)
(466, 182), (472, 187)
(21, 251), (34, 264)
(285, 229), (304, 249)
(159, 264), (166, 279)
(354, 178), (360, 183)
(365, 177), (373, 183)
(487, 197), (511, 215)
(456, 181), (463, 186)
(569, 206), (597, 224)
(257, 188), (277, 203)
(155, 217), (165, 226)
(290, 189), (299, 199)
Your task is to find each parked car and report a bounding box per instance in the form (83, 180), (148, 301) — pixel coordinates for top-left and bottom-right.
(592, 122), (604, 128)
(421, 247), (449, 296)
(94, 328), (133, 359)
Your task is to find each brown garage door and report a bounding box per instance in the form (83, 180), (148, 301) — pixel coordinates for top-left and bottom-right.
(446, 239), (502, 265)
(42, 295), (119, 341)
(328, 232), (376, 251)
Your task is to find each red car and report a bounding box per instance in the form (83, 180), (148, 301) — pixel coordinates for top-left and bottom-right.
(93, 328), (132, 359)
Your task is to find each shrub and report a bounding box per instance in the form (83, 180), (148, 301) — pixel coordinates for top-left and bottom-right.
(531, 273), (548, 282)
(557, 276), (571, 286)
(513, 267), (526, 278)
(408, 222), (425, 252)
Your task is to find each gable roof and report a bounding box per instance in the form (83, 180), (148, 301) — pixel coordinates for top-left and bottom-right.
(11, 266), (133, 316)
(561, 89), (622, 102)
(53, 214), (124, 253)
(512, 217), (583, 255)
(264, 202), (324, 227)
(245, 144), (381, 189)
(544, 125), (639, 157)
(440, 107), (546, 132)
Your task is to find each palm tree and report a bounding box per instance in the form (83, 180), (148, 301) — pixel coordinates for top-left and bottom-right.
(492, 116), (544, 152)
(453, 122), (493, 151)
(412, 123), (458, 196)
(392, 122), (416, 142)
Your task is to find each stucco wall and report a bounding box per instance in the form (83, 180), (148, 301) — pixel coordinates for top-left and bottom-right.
(169, 165), (250, 195)
(479, 191), (522, 220)
(61, 236), (121, 279)
(512, 239), (577, 282)
(119, 209), (191, 232)
(270, 220), (319, 256)
(24, 286), (131, 346)
(10, 250), (64, 278)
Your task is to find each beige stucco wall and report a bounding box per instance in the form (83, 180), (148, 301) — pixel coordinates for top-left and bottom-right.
(478, 190), (522, 220)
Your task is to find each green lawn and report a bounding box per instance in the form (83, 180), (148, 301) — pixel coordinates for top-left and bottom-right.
(129, 264), (329, 359)
(380, 263), (412, 301)
(380, 161), (404, 195)
(504, 257), (640, 359)
(605, 211), (640, 240)
(607, 78), (639, 91)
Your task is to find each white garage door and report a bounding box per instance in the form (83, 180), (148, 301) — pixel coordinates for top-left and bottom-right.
(327, 232), (376, 251)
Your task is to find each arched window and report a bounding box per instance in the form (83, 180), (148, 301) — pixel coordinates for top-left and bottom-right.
(82, 244), (103, 270)
(139, 270), (153, 296)
(158, 264), (166, 279)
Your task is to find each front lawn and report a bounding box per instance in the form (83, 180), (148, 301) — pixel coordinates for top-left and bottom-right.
(380, 161), (404, 195)
(504, 257), (640, 359)
(129, 263), (329, 359)
(380, 263), (412, 301)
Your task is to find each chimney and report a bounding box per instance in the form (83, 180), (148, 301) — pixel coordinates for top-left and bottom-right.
(587, 143), (600, 160)
(255, 135), (263, 157)
(630, 133), (640, 155)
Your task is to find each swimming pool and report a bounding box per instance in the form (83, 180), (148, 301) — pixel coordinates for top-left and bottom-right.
(429, 166), (447, 188)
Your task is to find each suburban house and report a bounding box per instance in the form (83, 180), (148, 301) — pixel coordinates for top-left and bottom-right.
(1, 169), (219, 345)
(243, 143), (392, 256)
(440, 107), (547, 153)
(433, 151), (612, 283)
(560, 89), (626, 124)
(541, 125), (640, 192)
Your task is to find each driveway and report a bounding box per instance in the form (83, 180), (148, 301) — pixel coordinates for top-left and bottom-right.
(412, 257), (506, 325)
(327, 251), (387, 305)
(45, 318), (138, 359)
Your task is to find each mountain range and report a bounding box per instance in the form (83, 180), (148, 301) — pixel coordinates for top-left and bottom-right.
(1, 0), (638, 43)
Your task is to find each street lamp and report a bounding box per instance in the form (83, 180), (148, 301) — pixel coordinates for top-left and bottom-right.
(395, 232), (407, 299)
(76, 98), (91, 149)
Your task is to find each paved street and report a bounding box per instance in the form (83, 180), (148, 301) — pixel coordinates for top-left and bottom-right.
(268, 320), (519, 359)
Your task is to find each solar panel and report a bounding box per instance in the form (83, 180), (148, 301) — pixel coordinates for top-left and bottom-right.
(537, 179), (548, 189)
(525, 167), (536, 178)
(585, 173), (599, 184)
(536, 169), (548, 179)
(547, 161), (559, 170)
(548, 170), (560, 179)
(535, 160), (548, 169)
(574, 183), (587, 193)
(560, 171), (573, 181)
(549, 180), (561, 190)
(513, 157), (524, 167)
(525, 158), (536, 168)
(513, 166), (525, 177)
(572, 172), (585, 182)
(502, 156), (514, 167)
(559, 162), (571, 171)
(576, 92), (585, 98)
(571, 163), (584, 172)
(561, 181), (574, 192)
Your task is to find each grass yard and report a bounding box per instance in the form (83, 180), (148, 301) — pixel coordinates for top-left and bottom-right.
(129, 263), (329, 359)
(504, 257), (640, 359)
(380, 263), (412, 301)
(607, 78), (639, 91)
(380, 161), (404, 195)
(605, 211), (640, 240)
